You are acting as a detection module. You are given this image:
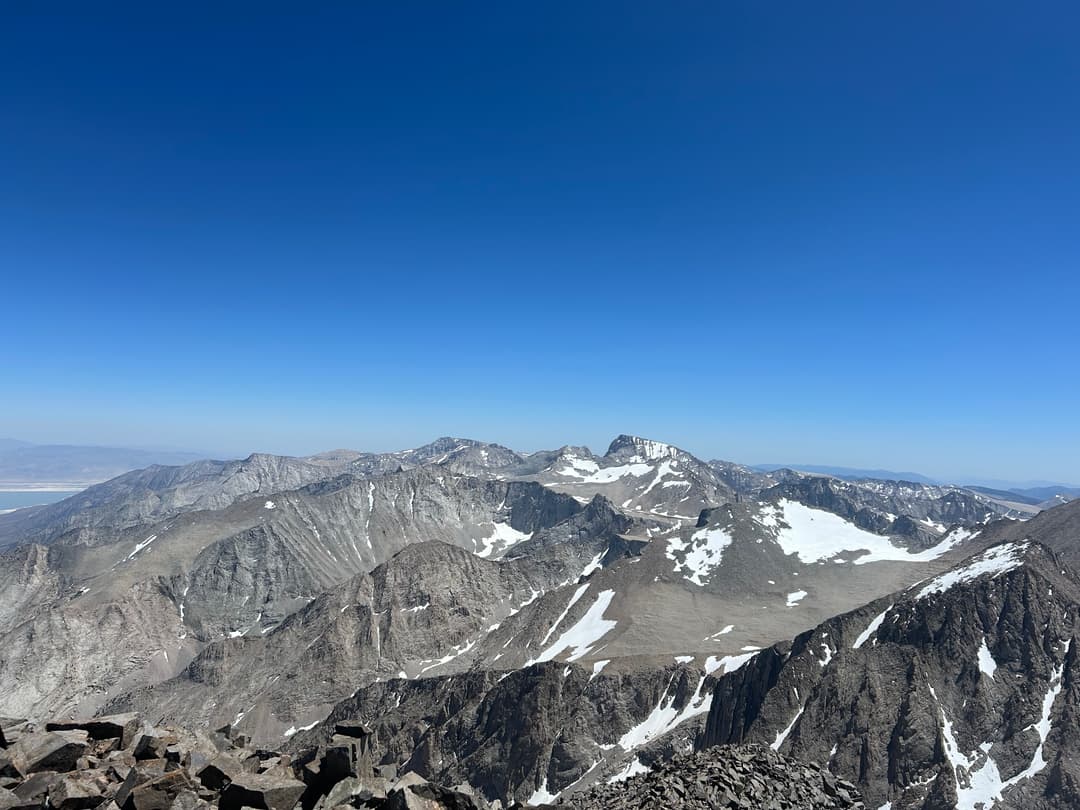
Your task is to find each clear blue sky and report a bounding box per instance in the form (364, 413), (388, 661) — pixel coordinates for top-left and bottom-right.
(3, 2), (1078, 483)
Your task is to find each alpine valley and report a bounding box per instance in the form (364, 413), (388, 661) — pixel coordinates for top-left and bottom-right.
(2, 434), (1078, 810)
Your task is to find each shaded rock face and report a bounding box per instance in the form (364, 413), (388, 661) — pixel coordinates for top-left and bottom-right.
(288, 662), (716, 807)
(557, 744), (864, 809)
(700, 541), (1080, 809)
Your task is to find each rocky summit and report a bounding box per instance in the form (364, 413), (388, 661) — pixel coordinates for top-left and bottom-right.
(1, 435), (1078, 810)
(0, 711), (501, 810)
(558, 745), (864, 809)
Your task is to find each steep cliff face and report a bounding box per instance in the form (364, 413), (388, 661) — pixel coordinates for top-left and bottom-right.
(701, 541), (1080, 809)
(287, 661), (717, 807)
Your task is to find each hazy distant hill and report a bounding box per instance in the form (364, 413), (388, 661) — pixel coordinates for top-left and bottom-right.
(751, 463), (939, 485)
(0, 439), (205, 484)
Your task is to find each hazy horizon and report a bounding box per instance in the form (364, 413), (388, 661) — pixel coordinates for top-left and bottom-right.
(2, 431), (1076, 488)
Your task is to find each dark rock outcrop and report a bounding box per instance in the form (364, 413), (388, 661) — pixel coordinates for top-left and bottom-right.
(556, 744), (864, 809)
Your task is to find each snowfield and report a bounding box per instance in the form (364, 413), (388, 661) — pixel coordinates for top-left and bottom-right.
(770, 500), (970, 565)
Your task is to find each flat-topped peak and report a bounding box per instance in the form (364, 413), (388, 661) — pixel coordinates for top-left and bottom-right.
(605, 434), (681, 461)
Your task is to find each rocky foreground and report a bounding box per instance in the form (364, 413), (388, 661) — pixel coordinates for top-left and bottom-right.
(0, 712), (495, 810)
(0, 712), (864, 810)
(558, 746), (864, 810)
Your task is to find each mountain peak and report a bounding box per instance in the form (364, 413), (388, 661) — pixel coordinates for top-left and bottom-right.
(605, 434), (681, 461)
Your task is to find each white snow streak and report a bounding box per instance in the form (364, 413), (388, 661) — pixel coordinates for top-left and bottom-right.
(617, 675), (712, 750)
(853, 606), (892, 649)
(541, 584), (591, 645)
(977, 639), (997, 678)
(125, 534), (158, 561)
(771, 703), (805, 751)
(530, 590), (617, 664)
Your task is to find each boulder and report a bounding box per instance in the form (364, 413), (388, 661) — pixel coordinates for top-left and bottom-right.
(12, 770), (63, 804)
(48, 772), (109, 810)
(386, 778), (483, 810)
(218, 771), (306, 810)
(332, 724), (372, 740)
(121, 769), (197, 810)
(0, 786), (41, 810)
(323, 775), (389, 807)
(115, 760), (168, 808)
(46, 714), (141, 749)
(0, 753), (24, 782)
(12, 731), (89, 773)
(132, 731), (176, 761)
(195, 754), (243, 791)
(0, 720), (31, 750)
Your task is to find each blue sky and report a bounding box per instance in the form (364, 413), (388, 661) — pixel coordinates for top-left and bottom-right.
(3, 2), (1078, 482)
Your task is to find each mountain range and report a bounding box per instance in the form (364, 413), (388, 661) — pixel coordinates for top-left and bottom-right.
(1, 434), (1078, 808)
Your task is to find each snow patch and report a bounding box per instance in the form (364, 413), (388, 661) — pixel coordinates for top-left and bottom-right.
(541, 583), (591, 645)
(704, 652), (755, 676)
(476, 521), (533, 558)
(282, 720), (318, 737)
(915, 542), (1029, 600)
(819, 643), (833, 667)
(786, 590), (808, 607)
(853, 606), (892, 649)
(770, 500), (970, 565)
(580, 550), (604, 578)
(529, 590), (617, 664)
(556, 455), (600, 477)
(618, 674), (712, 750)
(125, 534), (158, 561)
(977, 639), (997, 678)
(570, 462), (652, 481)
(607, 758), (650, 784)
(771, 704), (805, 751)
(528, 775), (560, 805)
(666, 526), (733, 586)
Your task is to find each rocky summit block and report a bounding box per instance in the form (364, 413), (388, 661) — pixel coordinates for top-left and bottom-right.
(219, 770), (307, 810)
(556, 744), (864, 810)
(122, 769), (198, 810)
(10, 730), (89, 774)
(46, 714), (142, 750)
(0, 712), (504, 810)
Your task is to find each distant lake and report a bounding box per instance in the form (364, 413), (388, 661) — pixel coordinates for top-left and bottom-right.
(0, 490), (82, 512)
